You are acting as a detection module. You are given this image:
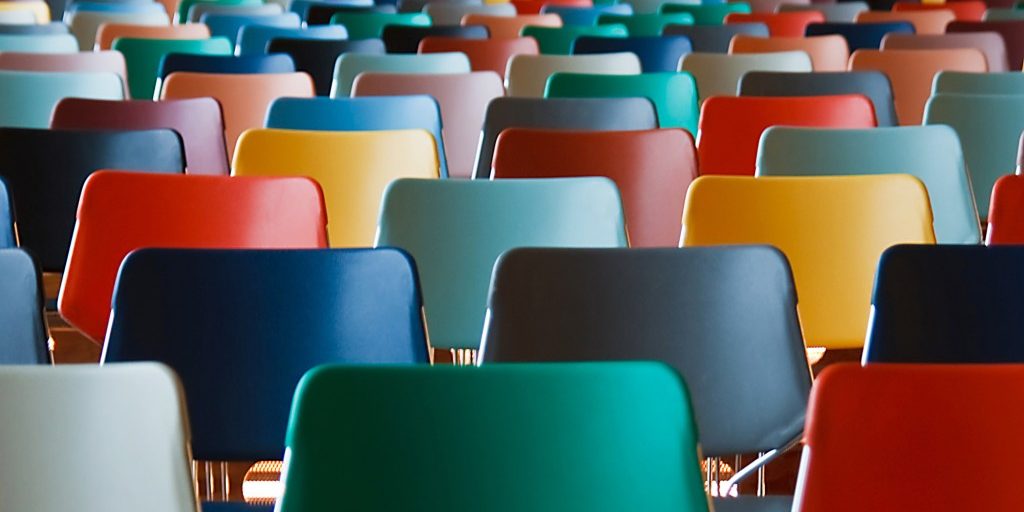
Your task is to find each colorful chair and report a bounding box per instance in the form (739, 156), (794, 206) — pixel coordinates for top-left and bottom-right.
(947, 20), (1024, 69)
(505, 52), (640, 97)
(881, 32), (1009, 72)
(461, 13), (561, 39)
(0, 51), (128, 94)
(571, 35), (692, 72)
(680, 51), (811, 102)
(176, 0), (261, 23)
(331, 52), (470, 96)
(739, 71), (897, 126)
(986, 175), (1024, 244)
(236, 24), (347, 55)
(660, 2), (751, 25)
(664, 23), (769, 52)
(383, 25), (487, 53)
(0, 70), (122, 128)
(157, 53), (295, 79)
(725, 11), (823, 36)
(778, 2), (867, 23)
(597, 12), (694, 36)
(424, 2), (515, 24)
(521, 24), (627, 54)
(545, 72), (699, 133)
(892, 1), (985, 22)
(805, 21), (913, 51)
(932, 70), (1024, 94)
(511, 0), (592, 15)
(113, 37), (232, 99)
(0, 249), (48, 364)
(96, 23), (210, 51)
(201, 12), (300, 48)
(329, 11), (427, 39)
(0, 33), (76, 53)
(541, 3), (632, 26)
(418, 36), (538, 79)
(267, 38), (384, 96)
(729, 34), (848, 71)
(855, 10), (954, 34)
(67, 10), (169, 50)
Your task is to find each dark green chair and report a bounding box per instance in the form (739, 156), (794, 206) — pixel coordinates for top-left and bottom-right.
(598, 12), (694, 36)
(521, 24), (627, 54)
(545, 71), (699, 133)
(660, 2), (751, 25)
(113, 37), (232, 99)
(330, 11), (429, 39)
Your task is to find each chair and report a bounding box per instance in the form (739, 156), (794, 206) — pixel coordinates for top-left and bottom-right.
(113, 37), (232, 99)
(881, 32), (1008, 72)
(234, 129), (438, 247)
(0, 364), (198, 512)
(329, 11), (427, 39)
(305, 3), (393, 25)
(95, 22), (210, 51)
(236, 24), (347, 55)
(0, 8), (42, 25)
(52, 97), (229, 175)
(332, 52), (470, 96)
(725, 11), (823, 36)
(191, 2), (284, 22)
(475, 97), (658, 179)
(0, 1), (48, 23)
(461, 13), (561, 39)
(418, 37), (538, 79)
(276, 363), (706, 511)
(778, 3), (867, 23)
(855, 10), (954, 34)
(660, 2), (751, 24)
(924, 94), (1024, 219)
(795, 363), (1024, 510)
(663, 23), (768, 52)
(0, 33), (76, 53)
(984, 7), (1024, 21)
(383, 25), (487, 53)
(680, 51), (811, 102)
(572, 35), (692, 72)
(160, 71), (314, 158)
(424, 2), (515, 24)
(492, 129), (696, 247)
(376, 178), (627, 351)
(987, 175), (1024, 244)
(947, 20), (1024, 69)
(0, 249), (48, 364)
(58, 171), (328, 343)
(0, 179), (10, 248)
(682, 175), (935, 349)
(267, 38), (384, 96)
(757, 126), (980, 244)
(542, 4), (632, 26)
(805, 21), (913, 51)
(157, 53), (295, 79)
(545, 72), (698, 133)
(0, 22), (69, 36)
(849, 49), (986, 125)
(932, 70), (1024, 94)
(0, 51), (128, 94)
(893, 1), (985, 22)
(0, 70), (122, 128)
(201, 12), (300, 48)
(597, 13), (695, 37)
(739, 71), (897, 127)
(511, 0), (590, 15)
(521, 24), (628, 55)
(505, 53), (640, 97)
(176, 0), (261, 23)
(266, 96), (449, 177)
(729, 34), (848, 71)
(66, 9), (169, 50)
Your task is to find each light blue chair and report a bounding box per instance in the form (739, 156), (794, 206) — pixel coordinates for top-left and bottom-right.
(932, 71), (1024, 95)
(0, 70), (122, 128)
(0, 248), (49, 365)
(0, 178), (12, 248)
(331, 52), (470, 96)
(201, 12), (300, 49)
(0, 33), (77, 53)
(235, 24), (347, 56)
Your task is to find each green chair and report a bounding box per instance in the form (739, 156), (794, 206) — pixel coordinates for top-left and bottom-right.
(277, 362), (708, 512)
(756, 126), (981, 244)
(932, 71), (1024, 95)
(330, 12), (430, 39)
(375, 178), (627, 353)
(984, 8), (1024, 21)
(176, 0), (260, 24)
(924, 93), (1024, 219)
(331, 52), (470, 97)
(113, 37), (232, 99)
(660, 2), (751, 25)
(521, 24), (627, 54)
(545, 71), (698, 134)
(0, 71), (122, 128)
(0, 33), (77, 53)
(598, 13), (694, 36)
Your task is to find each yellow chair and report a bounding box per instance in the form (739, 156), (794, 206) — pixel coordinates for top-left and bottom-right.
(232, 128), (439, 248)
(0, 1), (49, 23)
(681, 175), (935, 350)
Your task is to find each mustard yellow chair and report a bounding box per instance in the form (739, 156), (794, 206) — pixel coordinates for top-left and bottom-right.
(232, 128), (439, 248)
(681, 175), (935, 350)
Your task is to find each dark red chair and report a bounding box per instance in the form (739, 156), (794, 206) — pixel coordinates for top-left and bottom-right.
(947, 20), (1024, 69)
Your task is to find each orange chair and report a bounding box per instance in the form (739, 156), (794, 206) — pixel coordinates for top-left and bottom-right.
(511, 0), (591, 14)
(985, 175), (1024, 245)
(57, 171), (328, 343)
(893, 1), (985, 21)
(697, 95), (876, 176)
(796, 363), (1024, 511)
(418, 37), (539, 79)
(95, 23), (210, 51)
(159, 71), (314, 159)
(855, 10), (954, 34)
(730, 34), (849, 71)
(0, 51), (128, 95)
(492, 128), (697, 247)
(724, 11), (824, 37)
(881, 33), (1008, 72)
(462, 14), (561, 39)
(849, 49), (987, 125)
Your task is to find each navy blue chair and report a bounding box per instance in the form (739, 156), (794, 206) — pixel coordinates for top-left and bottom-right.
(866, 245), (1024, 364)
(382, 24), (488, 53)
(0, 249), (48, 365)
(805, 21), (914, 51)
(157, 53), (295, 79)
(237, 24), (348, 56)
(541, 4), (632, 26)
(200, 12), (301, 46)
(573, 35), (691, 72)
(267, 38), (385, 96)
(304, 3), (394, 25)
(662, 23), (768, 53)
(0, 177), (12, 249)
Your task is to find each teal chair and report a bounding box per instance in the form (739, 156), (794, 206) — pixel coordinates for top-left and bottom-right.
(932, 71), (1024, 95)
(660, 2), (751, 25)
(278, 362), (708, 512)
(331, 52), (469, 97)
(235, 24), (347, 56)
(756, 126), (980, 244)
(545, 71), (699, 134)
(598, 13), (694, 36)
(521, 24), (627, 55)
(924, 93), (1024, 219)
(0, 33), (77, 53)
(983, 8), (1024, 21)
(375, 178), (627, 354)
(330, 12), (430, 39)
(0, 71), (122, 128)
(113, 37), (232, 99)
(176, 0), (261, 23)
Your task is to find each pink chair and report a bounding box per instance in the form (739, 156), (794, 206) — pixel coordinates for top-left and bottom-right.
(0, 51), (128, 95)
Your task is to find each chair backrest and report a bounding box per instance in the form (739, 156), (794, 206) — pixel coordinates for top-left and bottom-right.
(265, 96), (448, 177)
(0, 249), (48, 364)
(67, 9), (169, 50)
(329, 11), (427, 39)
(383, 25), (487, 53)
(236, 24), (347, 55)
(596, 12), (693, 37)
(113, 37), (232, 99)
(482, 246), (809, 456)
(1, 8), (44, 25)
(660, 2), (750, 24)
(778, 3), (867, 23)
(377, 178), (627, 350)
(0, 22), (69, 36)
(177, 0), (261, 22)
(795, 363), (1024, 511)
(987, 174), (1024, 244)
(984, 7), (1024, 21)
(160, 71), (314, 158)
(0, 178), (11, 248)
(233, 128), (438, 247)
(192, 2), (284, 22)
(492, 128), (695, 247)
(505, 52), (640, 97)
(520, 24), (628, 55)
(545, 71), (698, 133)
(947, 20), (1024, 69)
(96, 23), (209, 51)
(104, 248), (428, 461)
(881, 32), (1008, 72)
(571, 35), (692, 73)
(757, 126), (980, 244)
(513, 0), (591, 15)
(332, 52), (470, 96)
(924, 93), (1024, 219)
(418, 36), (538, 79)
(893, 1), (985, 21)
(58, 171), (328, 343)
(682, 175), (936, 349)
(201, 12), (300, 47)
(725, 11), (824, 36)
(855, 10), (954, 34)
(157, 53), (295, 78)
(277, 362), (707, 512)
(304, 3), (394, 25)
(932, 70), (1024, 94)
(542, 4), (632, 26)
(805, 21), (913, 51)
(0, 51), (127, 93)
(461, 13), (562, 39)
(663, 23), (769, 53)
(475, 97), (658, 179)
(739, 70), (896, 126)
(352, 71), (503, 180)
(698, 95), (876, 175)
(424, 2), (515, 24)
(729, 34), (848, 71)
(0, 33), (77, 53)
(0, 363), (198, 512)
(680, 51), (812, 102)
(0, 70), (122, 128)
(267, 38), (384, 95)
(849, 48), (987, 125)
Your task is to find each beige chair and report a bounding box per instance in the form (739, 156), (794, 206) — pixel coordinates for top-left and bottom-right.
(66, 10), (169, 51)
(680, 51), (812, 102)
(505, 53), (641, 98)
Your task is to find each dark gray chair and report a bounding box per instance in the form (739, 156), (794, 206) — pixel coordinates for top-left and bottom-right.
(266, 38), (385, 96)
(0, 22), (68, 35)
(474, 97), (658, 179)
(663, 23), (768, 53)
(0, 249), (48, 364)
(805, 21), (914, 51)
(739, 71), (897, 127)
(382, 25), (488, 53)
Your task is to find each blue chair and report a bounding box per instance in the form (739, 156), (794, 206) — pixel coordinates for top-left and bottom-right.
(158, 53), (295, 78)
(805, 21), (914, 51)
(541, 4), (632, 26)
(0, 177), (12, 248)
(201, 12), (301, 48)
(265, 96), (449, 178)
(64, 1), (164, 14)
(573, 35), (691, 72)
(0, 248), (48, 365)
(0, 22), (69, 35)
(236, 24), (347, 56)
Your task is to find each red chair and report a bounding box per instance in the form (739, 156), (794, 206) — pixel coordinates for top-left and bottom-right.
(892, 1), (985, 21)
(985, 174), (1024, 244)
(418, 37), (538, 79)
(796, 363), (1024, 511)
(725, 11), (824, 37)
(492, 128), (697, 247)
(510, 0), (590, 14)
(947, 20), (1024, 69)
(697, 95), (877, 176)
(57, 171), (328, 343)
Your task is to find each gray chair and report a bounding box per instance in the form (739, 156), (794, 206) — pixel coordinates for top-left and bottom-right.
(739, 71), (897, 127)
(0, 249), (48, 365)
(662, 23), (769, 53)
(932, 71), (1024, 95)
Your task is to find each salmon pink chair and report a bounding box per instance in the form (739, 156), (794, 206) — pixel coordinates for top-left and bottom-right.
(0, 51), (127, 94)
(95, 23), (209, 51)
(730, 34), (848, 71)
(461, 13), (561, 39)
(856, 10), (954, 34)
(892, 1), (985, 22)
